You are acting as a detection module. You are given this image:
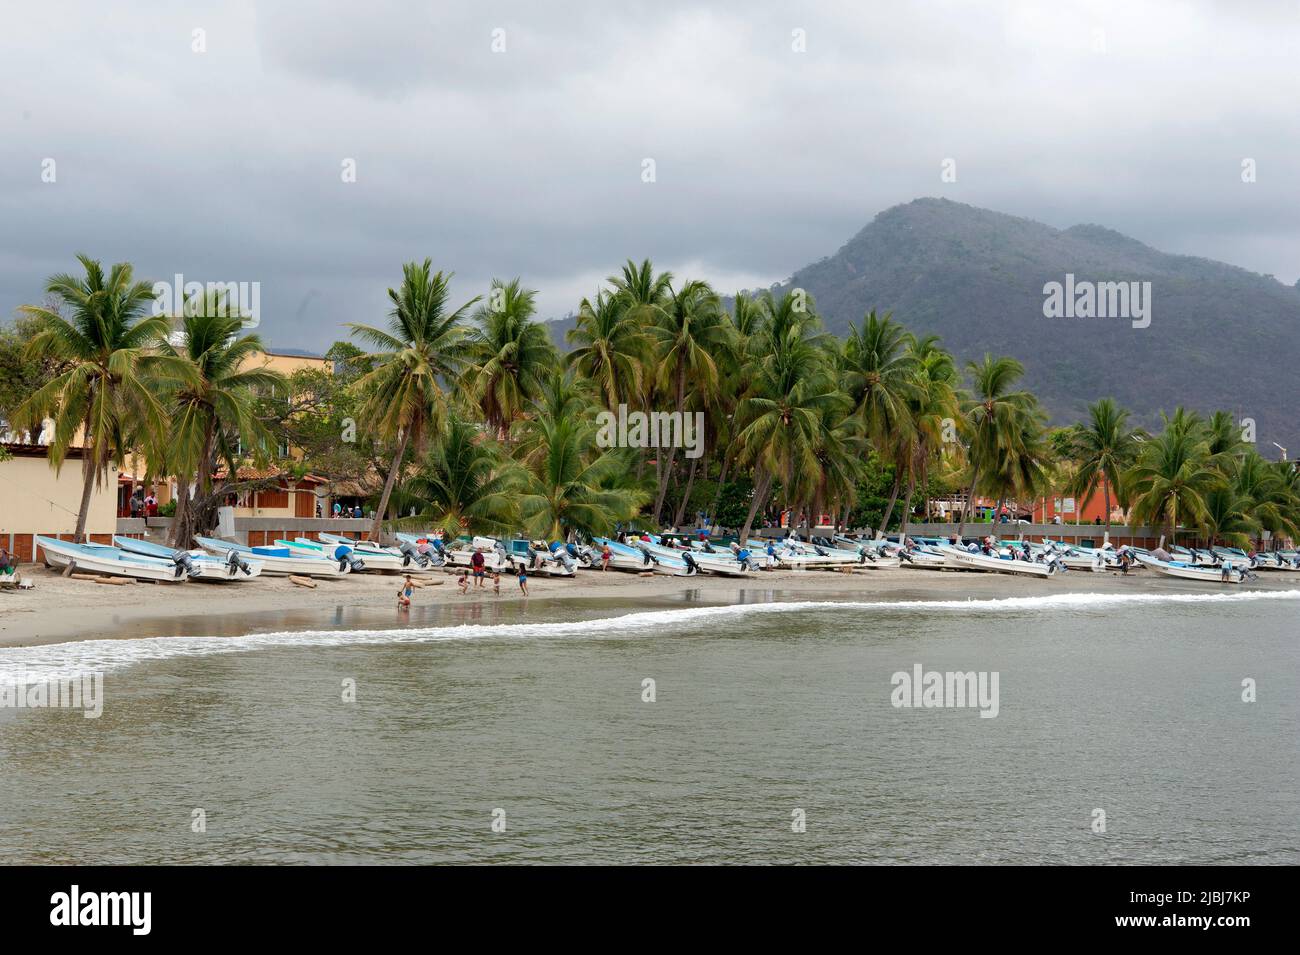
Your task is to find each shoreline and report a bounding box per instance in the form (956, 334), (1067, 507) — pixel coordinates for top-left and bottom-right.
(3, 563), (1297, 649)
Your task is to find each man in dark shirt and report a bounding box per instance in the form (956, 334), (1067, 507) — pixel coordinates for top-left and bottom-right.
(471, 548), (486, 588)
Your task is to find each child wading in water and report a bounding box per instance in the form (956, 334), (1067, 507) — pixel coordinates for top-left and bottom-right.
(457, 572), (469, 594)
(397, 575), (414, 609)
(492, 571), (501, 595)
(517, 567), (528, 596)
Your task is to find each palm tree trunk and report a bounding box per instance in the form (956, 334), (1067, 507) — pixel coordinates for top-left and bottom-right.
(673, 455), (699, 527)
(921, 459), (930, 526)
(708, 450), (732, 519)
(170, 477), (192, 546)
(900, 472), (917, 541)
(878, 474), (902, 537)
(955, 469), (979, 540)
(74, 443), (99, 544)
(739, 470), (772, 544)
(371, 429), (411, 543)
(653, 365), (687, 524)
(1103, 477), (1112, 533)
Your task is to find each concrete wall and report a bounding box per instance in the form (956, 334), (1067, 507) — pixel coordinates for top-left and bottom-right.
(142, 516), (376, 546)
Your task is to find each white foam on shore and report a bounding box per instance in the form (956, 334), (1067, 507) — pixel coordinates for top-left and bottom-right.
(1, 589), (1297, 685)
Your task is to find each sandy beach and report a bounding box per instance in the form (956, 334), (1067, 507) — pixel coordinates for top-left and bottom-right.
(3, 562), (1296, 648)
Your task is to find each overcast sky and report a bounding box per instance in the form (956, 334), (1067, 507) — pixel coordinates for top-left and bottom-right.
(3, 0), (1298, 351)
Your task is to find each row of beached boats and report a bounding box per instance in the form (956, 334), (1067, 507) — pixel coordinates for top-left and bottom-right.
(32, 530), (1298, 586)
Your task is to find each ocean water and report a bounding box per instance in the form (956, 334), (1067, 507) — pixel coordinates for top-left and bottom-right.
(1, 589), (1296, 864)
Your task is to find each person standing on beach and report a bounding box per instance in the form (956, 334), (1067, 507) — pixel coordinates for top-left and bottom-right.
(600, 543), (612, 572)
(397, 575), (414, 608)
(517, 567), (528, 595)
(492, 571), (501, 595)
(471, 548), (486, 588)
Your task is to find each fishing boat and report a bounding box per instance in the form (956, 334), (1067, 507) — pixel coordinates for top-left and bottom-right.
(1211, 546), (1255, 568)
(644, 537), (761, 576)
(503, 539), (576, 576)
(938, 544), (1061, 577)
(1134, 552), (1246, 583)
(746, 539), (857, 570)
(827, 536), (902, 569)
(596, 538), (697, 576)
(392, 533), (509, 571)
(113, 535), (262, 581)
(287, 536), (414, 573)
(318, 532), (444, 571)
(1037, 540), (1116, 572)
(1253, 551), (1300, 572)
(194, 536), (350, 578)
(37, 536), (191, 582)
(275, 538), (369, 573)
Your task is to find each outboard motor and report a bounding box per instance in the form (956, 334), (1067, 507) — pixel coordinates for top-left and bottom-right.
(332, 544), (365, 573)
(398, 540), (431, 568)
(225, 548), (254, 576)
(171, 552), (198, 578)
(681, 551), (698, 575)
(553, 548), (576, 572)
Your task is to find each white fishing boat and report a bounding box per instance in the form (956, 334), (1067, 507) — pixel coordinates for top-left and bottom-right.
(113, 535), (263, 581)
(194, 536), (350, 578)
(1134, 552), (1245, 583)
(507, 539), (576, 576)
(289, 536), (409, 573)
(319, 532), (444, 571)
(1037, 540), (1115, 572)
(276, 538), (369, 573)
(37, 536), (189, 582)
(397, 534), (513, 571)
(651, 538), (762, 576)
(597, 538), (697, 576)
(746, 539), (857, 570)
(1253, 552), (1300, 572)
(895, 545), (949, 569)
(938, 544), (1060, 577)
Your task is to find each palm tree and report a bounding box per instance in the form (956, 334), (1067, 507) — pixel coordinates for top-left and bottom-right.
(467, 278), (557, 442)
(400, 416), (523, 536)
(841, 309), (919, 449)
(1199, 485), (1258, 548)
(15, 255), (176, 541)
(648, 278), (730, 523)
(347, 260), (479, 541)
(608, 258), (673, 331)
(955, 355), (1040, 537)
(733, 290), (846, 542)
(1125, 410), (1219, 544)
(1227, 451), (1299, 543)
(897, 335), (960, 537)
(1065, 398), (1139, 532)
(565, 289), (651, 410)
(161, 298), (283, 547)
(516, 405), (644, 540)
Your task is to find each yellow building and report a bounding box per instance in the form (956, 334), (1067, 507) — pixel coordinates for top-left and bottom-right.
(0, 445), (120, 560)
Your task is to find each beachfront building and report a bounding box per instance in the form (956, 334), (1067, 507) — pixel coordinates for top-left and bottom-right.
(0, 443), (120, 561)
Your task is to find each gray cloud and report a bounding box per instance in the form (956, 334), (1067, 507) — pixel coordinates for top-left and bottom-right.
(3, 0), (1299, 351)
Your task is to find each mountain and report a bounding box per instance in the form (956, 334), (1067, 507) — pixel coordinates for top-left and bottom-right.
(765, 198), (1300, 451)
(550, 198), (1300, 452)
